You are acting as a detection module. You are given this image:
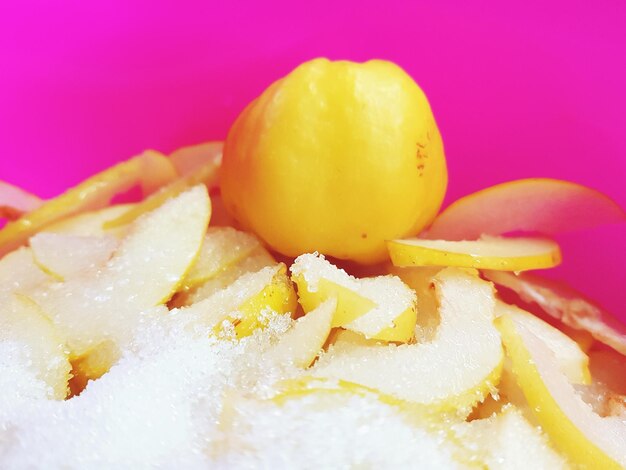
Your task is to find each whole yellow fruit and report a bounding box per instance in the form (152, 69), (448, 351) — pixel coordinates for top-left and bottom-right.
(221, 58), (447, 264)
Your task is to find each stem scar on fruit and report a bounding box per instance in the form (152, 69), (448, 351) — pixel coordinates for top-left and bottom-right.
(220, 58), (447, 264)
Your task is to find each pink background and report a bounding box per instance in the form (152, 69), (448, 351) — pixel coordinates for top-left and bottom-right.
(1, 1), (624, 316)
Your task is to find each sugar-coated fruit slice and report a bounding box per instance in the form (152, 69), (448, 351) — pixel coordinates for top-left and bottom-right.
(0, 151), (177, 256)
(103, 157), (219, 229)
(228, 264), (298, 338)
(290, 253), (417, 342)
(181, 227), (261, 290)
(31, 185), (210, 358)
(30, 232), (118, 281)
(177, 246), (276, 306)
(453, 406), (567, 469)
(313, 268), (503, 415)
(496, 314), (626, 469)
(0, 295), (71, 400)
(265, 299), (336, 368)
(0, 247), (49, 296)
(178, 264), (291, 332)
(387, 235), (561, 271)
(44, 204), (135, 237)
(485, 270), (626, 355)
(427, 178), (625, 240)
(496, 302), (591, 384)
(169, 141), (223, 176)
(0, 181), (42, 220)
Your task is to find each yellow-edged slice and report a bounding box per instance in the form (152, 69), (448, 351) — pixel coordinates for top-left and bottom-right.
(313, 268), (503, 415)
(290, 253), (417, 342)
(31, 185), (210, 359)
(265, 299), (336, 368)
(496, 314), (626, 469)
(496, 302), (590, 385)
(387, 235), (561, 271)
(0, 294), (71, 400)
(0, 151), (176, 256)
(30, 232), (118, 281)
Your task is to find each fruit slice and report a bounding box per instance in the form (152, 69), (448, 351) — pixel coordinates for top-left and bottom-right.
(104, 158), (220, 229)
(31, 185), (210, 358)
(0, 247), (49, 296)
(387, 236), (561, 271)
(427, 178), (626, 240)
(30, 232), (118, 281)
(453, 406), (567, 469)
(174, 246), (276, 307)
(496, 314), (626, 468)
(388, 266), (442, 343)
(169, 141), (223, 176)
(496, 302), (590, 384)
(44, 204), (135, 237)
(233, 264), (298, 338)
(290, 253), (417, 342)
(265, 299), (336, 368)
(0, 294), (71, 399)
(0, 151), (177, 256)
(485, 270), (626, 355)
(181, 227), (261, 290)
(313, 268), (503, 414)
(0, 181), (42, 220)
(68, 339), (120, 396)
(177, 264), (291, 332)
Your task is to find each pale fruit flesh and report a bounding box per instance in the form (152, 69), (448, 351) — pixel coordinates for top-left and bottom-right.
(0, 294), (71, 400)
(290, 253), (417, 342)
(0, 151), (176, 256)
(30, 185), (210, 358)
(30, 232), (118, 281)
(313, 268), (503, 415)
(265, 299), (336, 368)
(427, 178), (626, 240)
(496, 314), (626, 468)
(485, 270), (626, 355)
(388, 235), (562, 271)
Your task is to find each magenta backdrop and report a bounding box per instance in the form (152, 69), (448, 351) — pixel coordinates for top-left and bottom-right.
(1, 1), (625, 316)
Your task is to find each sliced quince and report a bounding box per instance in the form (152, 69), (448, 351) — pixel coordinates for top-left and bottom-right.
(290, 253), (417, 342)
(0, 151), (176, 256)
(104, 157), (219, 229)
(264, 299), (336, 368)
(496, 302), (590, 384)
(181, 227), (261, 290)
(232, 264), (298, 338)
(44, 204), (135, 237)
(485, 270), (626, 355)
(427, 178), (626, 240)
(169, 141), (223, 176)
(30, 232), (118, 281)
(0, 180), (42, 220)
(313, 268), (503, 415)
(388, 236), (561, 271)
(177, 246), (276, 306)
(453, 405), (567, 469)
(31, 185), (210, 358)
(496, 314), (626, 468)
(0, 247), (49, 296)
(178, 264), (292, 333)
(0, 294), (71, 399)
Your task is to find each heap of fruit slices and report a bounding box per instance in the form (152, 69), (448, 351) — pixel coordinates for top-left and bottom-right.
(1, 60), (626, 468)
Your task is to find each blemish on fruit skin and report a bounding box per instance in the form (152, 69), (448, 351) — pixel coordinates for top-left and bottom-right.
(361, 233), (368, 239)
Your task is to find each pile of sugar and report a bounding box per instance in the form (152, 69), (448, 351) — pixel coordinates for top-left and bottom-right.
(0, 311), (462, 468)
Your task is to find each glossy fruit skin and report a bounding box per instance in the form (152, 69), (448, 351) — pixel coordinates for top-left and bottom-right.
(221, 58), (447, 264)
